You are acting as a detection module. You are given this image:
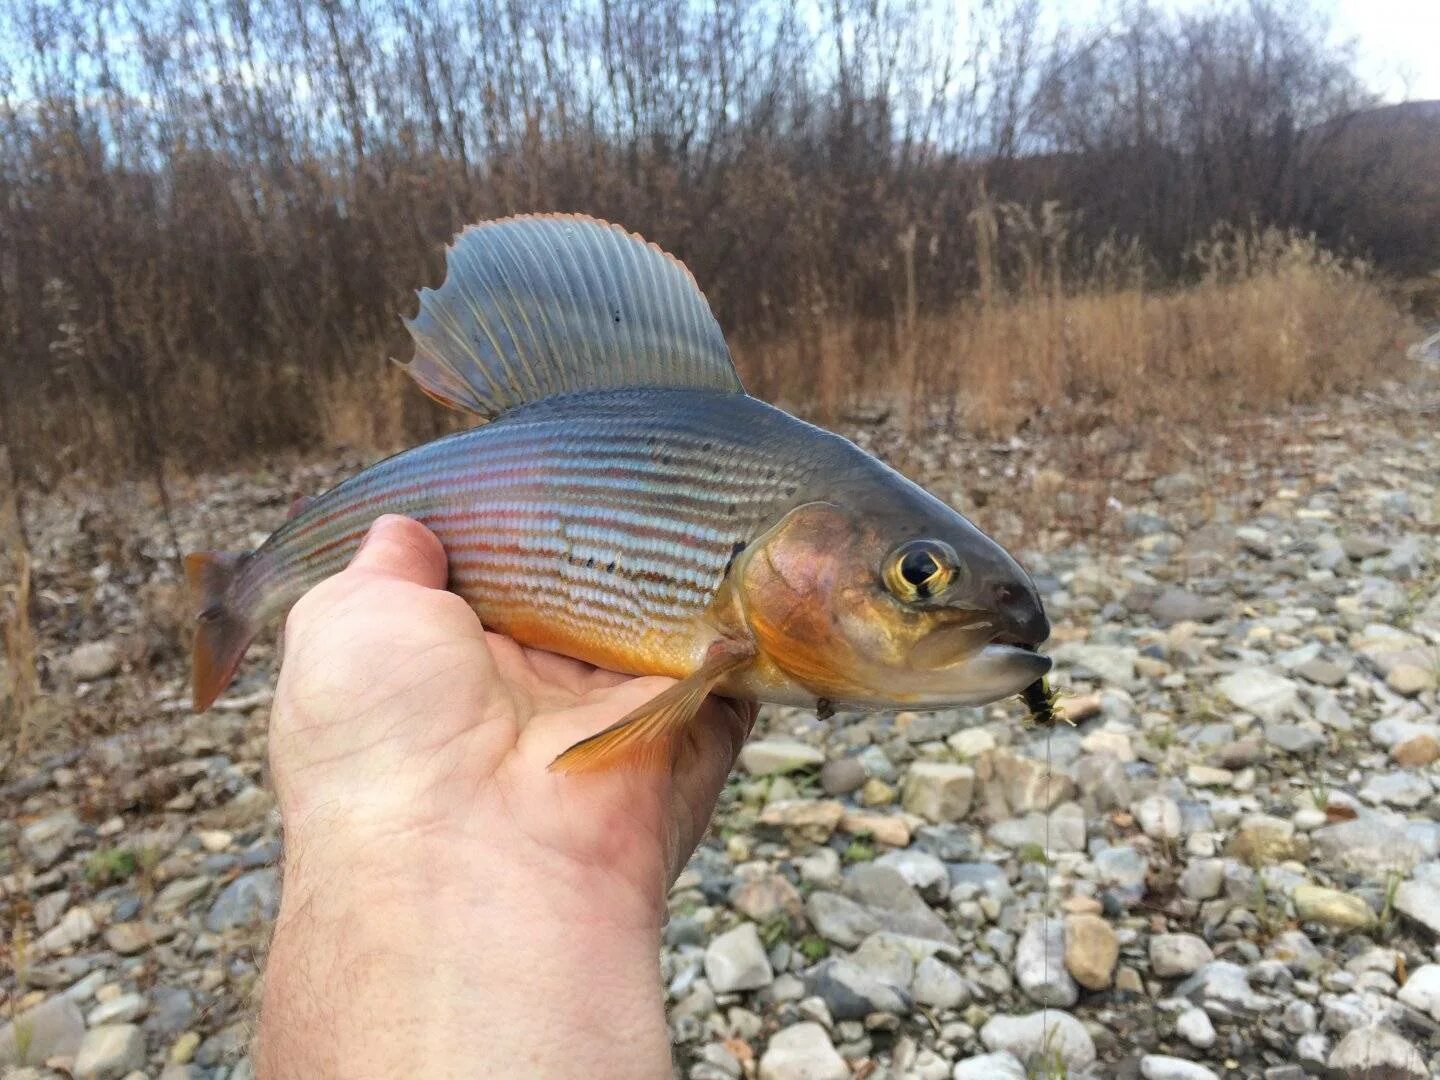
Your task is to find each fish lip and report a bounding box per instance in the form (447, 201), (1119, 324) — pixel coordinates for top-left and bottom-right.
(982, 641), (1053, 675)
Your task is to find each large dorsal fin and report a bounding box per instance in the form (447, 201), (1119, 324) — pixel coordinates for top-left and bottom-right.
(401, 214), (744, 418)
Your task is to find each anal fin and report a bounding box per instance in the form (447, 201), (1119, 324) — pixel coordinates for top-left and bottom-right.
(550, 639), (754, 774)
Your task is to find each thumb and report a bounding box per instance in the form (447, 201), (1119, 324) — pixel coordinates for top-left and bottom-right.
(345, 514), (449, 590)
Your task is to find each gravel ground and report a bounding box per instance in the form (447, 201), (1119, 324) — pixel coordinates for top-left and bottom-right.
(3, 375), (1439, 1079)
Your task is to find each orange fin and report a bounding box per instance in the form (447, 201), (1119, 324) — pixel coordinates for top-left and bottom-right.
(185, 551), (255, 711)
(550, 640), (754, 774)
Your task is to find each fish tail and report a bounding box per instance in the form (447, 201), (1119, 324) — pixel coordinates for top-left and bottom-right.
(185, 551), (256, 711)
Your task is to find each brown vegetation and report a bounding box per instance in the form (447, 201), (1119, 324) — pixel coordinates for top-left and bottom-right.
(0, 0), (1430, 486)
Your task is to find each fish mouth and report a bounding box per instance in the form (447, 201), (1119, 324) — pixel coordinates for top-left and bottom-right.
(904, 628), (1052, 707)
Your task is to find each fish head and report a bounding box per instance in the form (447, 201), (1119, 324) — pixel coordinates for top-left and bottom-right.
(734, 497), (1050, 708)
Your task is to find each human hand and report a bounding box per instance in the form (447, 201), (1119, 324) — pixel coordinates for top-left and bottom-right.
(257, 514), (754, 1079)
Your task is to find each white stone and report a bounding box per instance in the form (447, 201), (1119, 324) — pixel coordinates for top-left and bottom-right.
(1150, 934), (1214, 978)
(1140, 1056), (1219, 1080)
(739, 740), (826, 776)
(980, 1010), (1096, 1070)
(1217, 668), (1300, 722)
(1175, 1007), (1216, 1049)
(73, 1024), (145, 1080)
(901, 763), (976, 823)
(757, 1022), (848, 1080)
(704, 923), (774, 993)
(951, 1051), (1026, 1079)
(1397, 964), (1440, 1020)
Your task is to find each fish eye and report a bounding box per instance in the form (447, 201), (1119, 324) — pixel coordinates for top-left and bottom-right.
(883, 539), (960, 602)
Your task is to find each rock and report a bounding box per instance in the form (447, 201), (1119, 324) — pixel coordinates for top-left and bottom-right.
(1387, 664), (1436, 697)
(1064, 914), (1118, 990)
(154, 876), (211, 915)
(204, 868), (279, 932)
(1263, 723), (1325, 754)
(839, 809), (911, 847)
(1227, 814), (1301, 865)
(739, 740), (826, 776)
(1175, 961), (1272, 1011)
(1394, 881), (1440, 937)
(1175, 1007), (1216, 1049)
(104, 922), (158, 955)
(874, 850), (948, 898)
(1151, 587), (1224, 626)
(145, 987), (197, 1037)
(805, 892), (879, 948)
(1140, 1056), (1219, 1080)
(1296, 658), (1348, 687)
(0, 994), (85, 1067)
(1392, 731), (1440, 766)
(1093, 844), (1149, 901)
(911, 956), (968, 1010)
(1312, 818), (1423, 876)
(979, 1010), (1096, 1070)
(1396, 964), (1440, 1020)
(1135, 795), (1182, 840)
(759, 800), (845, 843)
(819, 758), (866, 795)
(952, 1051), (1026, 1079)
(1217, 669), (1300, 722)
(900, 762), (975, 823)
(20, 810), (81, 868)
(804, 957), (909, 1020)
(65, 640), (121, 680)
(73, 1024), (145, 1080)
(704, 923), (774, 993)
(843, 865), (955, 944)
(1150, 934), (1214, 978)
(37, 905), (98, 954)
(1360, 771), (1432, 809)
(1326, 1025), (1425, 1079)
(1179, 859), (1225, 900)
(757, 1022), (848, 1080)
(1054, 643), (1139, 687)
(729, 872), (804, 925)
(86, 993), (148, 1026)
(1014, 918), (1077, 1007)
(1293, 884), (1373, 930)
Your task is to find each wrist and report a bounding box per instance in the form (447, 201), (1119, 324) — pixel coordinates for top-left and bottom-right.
(259, 808), (673, 1079)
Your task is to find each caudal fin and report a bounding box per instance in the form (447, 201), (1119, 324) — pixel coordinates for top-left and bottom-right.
(184, 552), (255, 711)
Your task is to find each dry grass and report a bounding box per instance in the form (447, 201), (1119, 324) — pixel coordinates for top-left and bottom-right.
(257, 223), (1413, 468)
(1, 450), (39, 773)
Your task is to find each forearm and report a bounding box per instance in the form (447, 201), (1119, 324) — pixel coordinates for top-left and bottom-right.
(256, 825), (673, 1080)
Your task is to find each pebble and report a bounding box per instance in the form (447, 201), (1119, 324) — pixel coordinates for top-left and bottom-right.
(73, 1024), (145, 1080)
(1150, 934), (1214, 978)
(757, 1022), (847, 1080)
(980, 1010), (1096, 1070)
(1326, 1024), (1426, 1079)
(739, 739), (826, 776)
(1141, 1057), (1219, 1080)
(900, 762), (975, 823)
(1064, 914), (1118, 990)
(704, 923), (774, 993)
(951, 1051), (1026, 1079)
(1014, 918), (1078, 1007)
(1292, 884), (1373, 930)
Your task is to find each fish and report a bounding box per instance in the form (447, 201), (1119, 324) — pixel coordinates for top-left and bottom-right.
(185, 214), (1052, 773)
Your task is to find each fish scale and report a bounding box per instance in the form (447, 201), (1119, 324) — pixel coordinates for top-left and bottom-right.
(234, 389), (837, 676)
(186, 214), (1051, 773)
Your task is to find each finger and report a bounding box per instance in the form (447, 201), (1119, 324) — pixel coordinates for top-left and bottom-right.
(346, 514), (448, 589)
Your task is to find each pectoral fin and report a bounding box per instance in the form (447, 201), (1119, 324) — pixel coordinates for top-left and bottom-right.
(550, 639), (754, 774)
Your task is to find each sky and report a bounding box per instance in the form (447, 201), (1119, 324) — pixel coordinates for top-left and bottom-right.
(1052, 0), (1440, 103)
(1329, 0), (1440, 101)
